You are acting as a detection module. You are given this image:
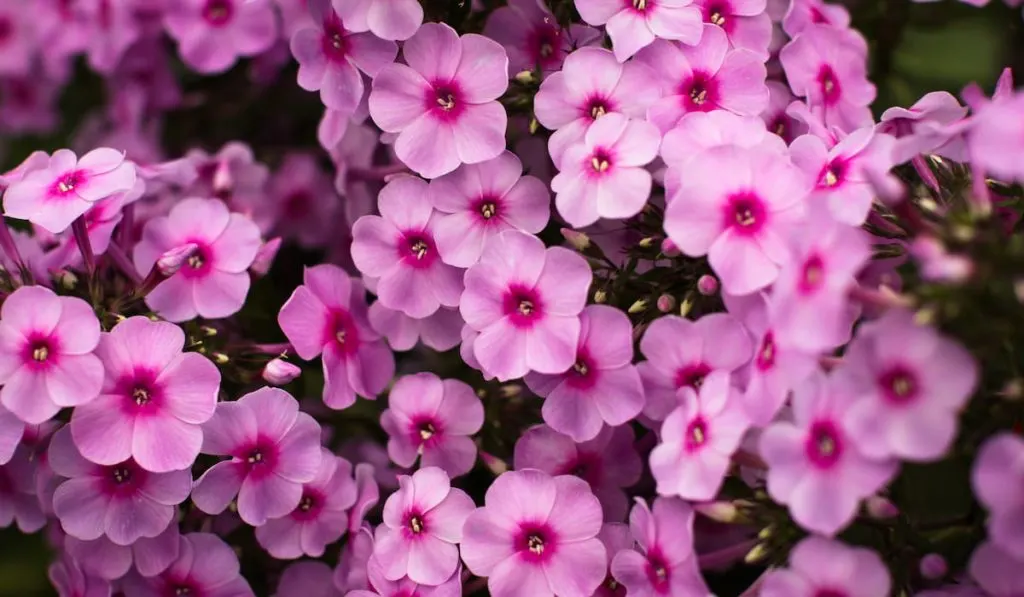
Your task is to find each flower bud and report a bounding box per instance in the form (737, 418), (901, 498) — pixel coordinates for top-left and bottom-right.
(514, 70), (536, 84)
(212, 162), (233, 195)
(594, 289), (607, 303)
(263, 358), (301, 386)
(693, 501), (738, 524)
(697, 274), (719, 296)
(561, 228), (591, 252)
(628, 299), (648, 314)
(656, 294), (676, 313)
(638, 237), (655, 249)
(744, 543), (769, 564)
(1015, 278), (1024, 304)
(679, 296), (693, 317)
(865, 495), (899, 519)
(53, 269), (78, 290)
(158, 243), (200, 277)
(661, 238), (680, 257)
(919, 553), (947, 580)
(211, 352), (230, 365)
(250, 237), (282, 276)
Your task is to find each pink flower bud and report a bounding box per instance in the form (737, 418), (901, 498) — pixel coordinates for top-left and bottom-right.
(864, 495), (899, 519)
(158, 243), (200, 277)
(698, 274), (719, 296)
(661, 237), (680, 257)
(250, 237), (281, 276)
(212, 162), (233, 195)
(657, 294), (676, 313)
(919, 553), (947, 580)
(262, 358), (301, 386)
(560, 228), (591, 252)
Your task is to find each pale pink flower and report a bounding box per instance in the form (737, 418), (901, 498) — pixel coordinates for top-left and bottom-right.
(761, 536), (891, 597)
(121, 533), (255, 597)
(347, 0), (424, 41)
(972, 433), (1024, 560)
(164, 0), (278, 74)
(0, 6), (34, 76)
(878, 91), (968, 163)
(368, 303), (464, 352)
(484, 0), (603, 75)
(781, 0), (852, 37)
(694, 0), (772, 57)
(575, 0), (703, 61)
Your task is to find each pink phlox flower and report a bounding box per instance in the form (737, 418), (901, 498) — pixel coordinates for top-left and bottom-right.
(533, 47), (662, 168)
(761, 80), (809, 144)
(594, 523), (631, 597)
(0, 286), (103, 425)
(192, 387), (322, 527)
(694, 0), (772, 58)
(636, 27), (769, 133)
(758, 370), (898, 536)
(461, 468), (608, 597)
(69, 316), (221, 473)
(373, 466), (476, 585)
(184, 142), (269, 203)
(781, 0), (852, 37)
(0, 405), (24, 465)
(767, 208), (869, 352)
(368, 302), (464, 352)
(44, 178), (145, 271)
(345, 0), (424, 41)
(969, 540), (1024, 597)
(255, 449), (358, 559)
(972, 433), (1024, 561)
(780, 24), (875, 133)
(0, 445), (45, 532)
(4, 148), (136, 234)
(878, 91), (969, 164)
(484, 0), (603, 75)
(967, 89), (1024, 184)
(164, 0), (278, 75)
(328, 122), (379, 227)
(551, 113), (661, 227)
(840, 309), (978, 462)
(274, 561), (343, 597)
(348, 554), (463, 597)
(336, 525), (375, 592)
(80, 0), (142, 75)
(368, 22), (509, 179)
(278, 264), (395, 410)
(121, 533), (255, 597)
(49, 427), (191, 546)
(347, 463), (381, 535)
(260, 152), (340, 248)
(351, 175), (464, 318)
(575, 0), (703, 61)
(276, 0), (316, 38)
(721, 291), (817, 426)
(610, 497), (711, 597)
(513, 424), (642, 521)
(0, 77), (61, 136)
(64, 524), (181, 581)
(637, 313), (752, 421)
(663, 144), (809, 295)
(0, 5), (34, 77)
(429, 151), (550, 268)
(290, 0), (398, 113)
(0, 150), (50, 192)
(760, 536), (891, 597)
(380, 372), (484, 478)
(48, 553), (112, 597)
(525, 305), (645, 443)
(650, 371), (750, 500)
(460, 230), (592, 382)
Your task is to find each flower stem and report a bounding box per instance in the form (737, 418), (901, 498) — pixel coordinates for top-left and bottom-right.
(0, 218), (27, 285)
(71, 217), (95, 277)
(107, 241), (143, 286)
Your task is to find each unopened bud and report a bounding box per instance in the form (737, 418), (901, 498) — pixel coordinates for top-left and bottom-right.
(499, 384), (522, 398)
(1000, 379), (1023, 401)
(628, 299), (648, 314)
(757, 525), (773, 540)
(661, 238), (680, 257)
(212, 162), (233, 195)
(250, 237), (282, 276)
(679, 296), (693, 317)
(480, 451), (509, 476)
(865, 495), (899, 519)
(514, 70), (536, 84)
(656, 294), (676, 313)
(744, 543), (769, 564)
(1015, 278), (1024, 304)
(693, 501), (738, 524)
(561, 228), (591, 252)
(919, 553), (947, 580)
(594, 289), (607, 303)
(158, 243), (200, 277)
(638, 237), (655, 249)
(211, 352), (230, 365)
(200, 326), (218, 337)
(262, 358), (301, 385)
(697, 274), (719, 296)
(53, 269), (78, 290)
(529, 118), (539, 135)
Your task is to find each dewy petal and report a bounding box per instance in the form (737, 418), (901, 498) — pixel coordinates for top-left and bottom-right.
(377, 175), (433, 230)
(407, 535), (460, 585)
(133, 415), (203, 473)
(533, 247), (592, 316)
(402, 23), (462, 82)
(596, 167), (652, 220)
(54, 296), (101, 355)
(104, 495), (173, 546)
(716, 50), (770, 116)
(351, 216), (402, 278)
(291, 28), (327, 90)
(452, 102), (508, 166)
(455, 34), (510, 103)
(575, 0), (626, 25)
(369, 64), (430, 132)
(210, 215), (261, 273)
(491, 556), (551, 597)
(428, 487), (476, 542)
(487, 468), (557, 524)
(347, 31), (399, 75)
(1, 285), (62, 337)
(241, 387), (299, 443)
(273, 413), (323, 483)
(461, 510), (517, 576)
(474, 318), (530, 382)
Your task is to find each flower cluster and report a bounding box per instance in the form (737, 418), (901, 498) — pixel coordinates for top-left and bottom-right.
(0, 0), (1021, 596)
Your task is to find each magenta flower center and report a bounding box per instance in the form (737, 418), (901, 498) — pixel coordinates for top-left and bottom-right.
(799, 254), (826, 294)
(878, 366), (919, 405)
(584, 96), (613, 121)
(817, 66), (841, 105)
(328, 308), (360, 356)
(756, 332), (776, 371)
(162, 579), (201, 597)
(404, 510), (427, 537)
(427, 82), (464, 122)
(400, 232), (436, 269)
(724, 192), (767, 236)
(704, 2), (730, 28)
(241, 439), (279, 478)
(806, 420), (843, 468)
(769, 114), (792, 142)
(565, 350), (598, 390)
(529, 23), (561, 67)
(102, 460), (147, 497)
(472, 197), (500, 222)
(627, 0), (653, 13)
(685, 417), (709, 452)
(283, 190), (312, 218)
(515, 523), (557, 563)
(503, 284), (544, 328)
(0, 18), (11, 44)
(23, 334), (56, 370)
(683, 72), (719, 112)
(674, 362), (711, 390)
(589, 148), (613, 176)
(819, 158), (846, 188)
(202, 0), (233, 26)
(645, 550), (671, 590)
(411, 415), (443, 448)
(321, 14), (349, 62)
(50, 170), (84, 198)
(180, 243), (213, 279)
(117, 369), (164, 416)
(293, 490), (324, 520)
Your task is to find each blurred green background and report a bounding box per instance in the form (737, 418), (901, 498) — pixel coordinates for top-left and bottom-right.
(0, 0), (1021, 594)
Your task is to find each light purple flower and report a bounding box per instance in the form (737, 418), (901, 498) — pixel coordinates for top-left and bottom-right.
(49, 427), (190, 546)
(261, 152), (341, 248)
(4, 148), (136, 234)
(514, 424), (642, 521)
(192, 387), (322, 526)
(789, 126), (896, 225)
(534, 47), (662, 168)
(429, 151), (550, 268)
(758, 371), (898, 536)
(610, 497), (710, 597)
(594, 524), (631, 597)
(0, 448), (45, 533)
(972, 433), (1024, 560)
(0, 5), (33, 76)
(49, 553), (112, 597)
(368, 22), (509, 178)
(636, 28), (769, 133)
(368, 303), (464, 352)
(760, 536), (891, 597)
(637, 313), (752, 421)
(164, 0), (278, 74)
(761, 80), (808, 144)
(781, 0), (852, 37)
(351, 175), (464, 318)
(278, 264), (395, 409)
(575, 0), (703, 61)
(878, 91), (968, 164)
(121, 533), (255, 597)
(337, 526), (375, 592)
(525, 305), (644, 443)
(274, 561), (342, 597)
(484, 0), (602, 75)
(64, 524), (181, 580)
(663, 144), (809, 295)
(969, 540), (1024, 597)
(255, 449), (357, 558)
(461, 230), (592, 382)
(348, 555), (463, 597)
(0, 405), (23, 465)
(373, 466), (475, 585)
(70, 317), (221, 473)
(650, 371), (749, 500)
(81, 0), (142, 74)
(290, 0), (397, 113)
(380, 372), (483, 478)
(968, 90), (1024, 183)
(840, 309), (978, 462)
(0, 286), (102, 425)
(347, 0), (424, 41)
(551, 113), (661, 227)
(461, 469), (608, 597)
(780, 23), (875, 133)
(133, 198), (263, 322)
(0, 77), (61, 136)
